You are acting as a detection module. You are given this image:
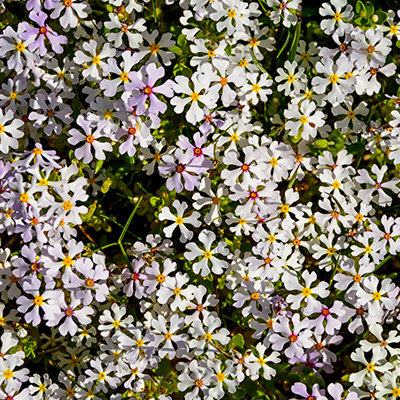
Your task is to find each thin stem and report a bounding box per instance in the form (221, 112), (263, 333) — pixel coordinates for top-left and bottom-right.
(118, 197), (143, 263)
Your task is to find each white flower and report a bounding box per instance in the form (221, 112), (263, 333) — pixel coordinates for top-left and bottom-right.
(184, 229), (229, 276)
(0, 108), (24, 154)
(276, 60), (306, 96)
(320, 0), (354, 37)
(158, 200), (201, 243)
(284, 99), (325, 140)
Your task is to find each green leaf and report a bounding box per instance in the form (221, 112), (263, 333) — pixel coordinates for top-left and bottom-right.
(228, 333), (245, 351)
(169, 45), (183, 55)
(155, 359), (172, 376)
(356, 0), (366, 15)
(94, 160), (104, 175)
(177, 33), (187, 48)
(374, 10), (388, 24)
(149, 196), (161, 207)
(288, 22), (301, 62)
(365, 1), (374, 15)
(225, 43), (232, 56)
(313, 139), (329, 149)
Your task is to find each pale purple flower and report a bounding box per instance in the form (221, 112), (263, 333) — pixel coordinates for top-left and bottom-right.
(127, 63), (174, 116)
(47, 292), (94, 336)
(159, 148), (209, 193)
(29, 89), (73, 136)
(269, 314), (314, 358)
(19, 11), (67, 56)
(73, 257), (109, 305)
(290, 382), (326, 400)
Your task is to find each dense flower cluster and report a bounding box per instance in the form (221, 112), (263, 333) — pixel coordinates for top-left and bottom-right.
(1, 0), (400, 399)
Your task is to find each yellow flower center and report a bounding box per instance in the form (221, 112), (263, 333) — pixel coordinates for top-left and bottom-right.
(329, 74), (339, 84)
(9, 92), (17, 100)
(238, 218), (246, 225)
(20, 193), (29, 203)
(156, 274), (165, 283)
(372, 291), (381, 301)
(392, 388), (400, 397)
(15, 42), (25, 52)
(33, 295), (44, 306)
(207, 50), (215, 58)
(120, 72), (129, 82)
(149, 43), (160, 54)
(175, 217), (184, 225)
(239, 59), (247, 67)
(287, 74), (295, 83)
(367, 45), (375, 53)
(104, 110), (113, 119)
(252, 84), (261, 92)
(92, 56), (101, 65)
(3, 370), (13, 379)
(299, 116), (308, 124)
(62, 256), (74, 268)
(366, 362), (375, 372)
(98, 372), (106, 380)
(190, 92), (200, 102)
(216, 372), (225, 382)
(63, 201), (72, 211)
(304, 91), (312, 99)
(302, 287), (311, 297)
(353, 274), (362, 282)
(326, 247), (335, 256)
(228, 9), (236, 18)
(136, 339), (144, 347)
(204, 333), (213, 341)
(165, 332), (173, 340)
(112, 320), (120, 328)
(231, 133), (239, 141)
(0, 124), (4, 134)
(300, 52), (310, 61)
(174, 288), (181, 296)
(332, 181), (340, 189)
(251, 292), (260, 301)
(220, 77), (228, 86)
(347, 110), (355, 119)
(334, 12), (342, 21)
(39, 384), (46, 392)
(390, 25), (399, 34)
(38, 178), (48, 186)
(364, 246), (372, 254)
(269, 158), (278, 166)
(280, 204), (290, 213)
(204, 250), (212, 259)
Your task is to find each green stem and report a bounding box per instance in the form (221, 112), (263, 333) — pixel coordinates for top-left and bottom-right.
(367, 254), (392, 276)
(94, 242), (133, 252)
(118, 197), (143, 263)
